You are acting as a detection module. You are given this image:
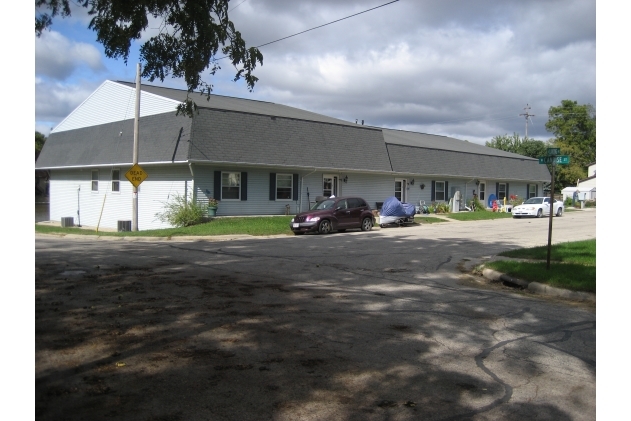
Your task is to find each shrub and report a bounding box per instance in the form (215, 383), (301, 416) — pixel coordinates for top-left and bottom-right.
(585, 199), (596, 208)
(432, 202), (450, 213)
(155, 193), (206, 227)
(469, 197), (486, 212)
(564, 197), (573, 207)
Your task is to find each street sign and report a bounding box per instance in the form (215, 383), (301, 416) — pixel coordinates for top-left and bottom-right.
(538, 155), (570, 165)
(547, 148), (560, 156)
(125, 164), (148, 187)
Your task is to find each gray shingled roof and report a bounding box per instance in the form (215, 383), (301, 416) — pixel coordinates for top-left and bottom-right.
(382, 128), (534, 159)
(36, 112), (191, 168)
(115, 81), (358, 128)
(386, 144), (550, 182)
(189, 108), (392, 172)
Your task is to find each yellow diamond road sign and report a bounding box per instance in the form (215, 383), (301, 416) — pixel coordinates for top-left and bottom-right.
(125, 164), (148, 187)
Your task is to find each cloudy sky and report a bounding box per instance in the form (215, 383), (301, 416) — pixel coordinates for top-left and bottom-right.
(35, 0), (596, 145)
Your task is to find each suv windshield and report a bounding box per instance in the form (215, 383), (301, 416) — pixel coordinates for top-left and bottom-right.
(311, 199), (336, 210)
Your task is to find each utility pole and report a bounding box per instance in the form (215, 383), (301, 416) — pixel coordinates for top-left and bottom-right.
(132, 64), (141, 231)
(519, 104), (535, 138)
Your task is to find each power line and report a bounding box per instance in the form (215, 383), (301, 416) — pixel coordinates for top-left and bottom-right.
(254, 0), (400, 49)
(229, 0), (248, 13)
(217, 0), (400, 59)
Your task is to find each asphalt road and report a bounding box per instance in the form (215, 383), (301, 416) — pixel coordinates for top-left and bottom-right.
(35, 209), (596, 421)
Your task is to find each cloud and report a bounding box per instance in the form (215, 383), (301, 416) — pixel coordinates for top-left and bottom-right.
(35, 80), (101, 132)
(34, 0), (595, 146)
(35, 31), (105, 80)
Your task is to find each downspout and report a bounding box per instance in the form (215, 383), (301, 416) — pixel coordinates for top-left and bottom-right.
(300, 168), (317, 213)
(188, 163), (195, 204)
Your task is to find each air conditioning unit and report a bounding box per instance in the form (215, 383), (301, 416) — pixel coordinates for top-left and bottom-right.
(61, 217), (74, 227)
(117, 220), (132, 232)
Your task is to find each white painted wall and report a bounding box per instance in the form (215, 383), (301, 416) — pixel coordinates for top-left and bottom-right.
(51, 81), (181, 133)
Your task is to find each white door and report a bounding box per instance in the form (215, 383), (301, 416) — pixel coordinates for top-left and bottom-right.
(395, 179), (406, 202)
(478, 182), (486, 205)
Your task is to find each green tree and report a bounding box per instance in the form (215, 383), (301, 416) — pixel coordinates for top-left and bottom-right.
(545, 100), (596, 188)
(486, 132), (548, 159)
(36, 131), (47, 160)
(35, 0), (264, 117)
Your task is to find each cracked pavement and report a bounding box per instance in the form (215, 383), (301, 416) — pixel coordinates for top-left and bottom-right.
(35, 210), (596, 420)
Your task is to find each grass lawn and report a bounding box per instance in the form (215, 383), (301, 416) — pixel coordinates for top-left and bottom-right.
(484, 239), (596, 293)
(36, 216), (295, 237)
(447, 211), (513, 221)
(413, 216), (449, 224)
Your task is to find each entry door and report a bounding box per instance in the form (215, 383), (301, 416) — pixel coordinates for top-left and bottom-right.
(323, 175), (338, 197)
(478, 182), (486, 204)
(395, 179), (407, 202)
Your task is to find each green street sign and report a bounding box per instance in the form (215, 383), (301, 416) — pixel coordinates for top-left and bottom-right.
(547, 148), (560, 156)
(539, 155), (570, 165)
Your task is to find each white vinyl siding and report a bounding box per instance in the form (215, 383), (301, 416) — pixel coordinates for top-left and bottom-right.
(49, 166), (192, 230)
(51, 80), (181, 133)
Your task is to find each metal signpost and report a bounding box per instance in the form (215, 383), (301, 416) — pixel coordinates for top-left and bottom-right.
(539, 149), (570, 269)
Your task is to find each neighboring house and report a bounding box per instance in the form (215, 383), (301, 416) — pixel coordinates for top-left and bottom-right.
(35, 80), (551, 230)
(561, 162), (596, 202)
(578, 162), (596, 189)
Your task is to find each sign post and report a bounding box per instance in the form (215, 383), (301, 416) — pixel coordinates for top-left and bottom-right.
(538, 150), (570, 269)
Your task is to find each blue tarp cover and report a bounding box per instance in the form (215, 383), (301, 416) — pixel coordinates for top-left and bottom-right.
(381, 196), (416, 217)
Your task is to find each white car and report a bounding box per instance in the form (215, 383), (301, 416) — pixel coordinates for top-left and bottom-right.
(512, 197), (563, 218)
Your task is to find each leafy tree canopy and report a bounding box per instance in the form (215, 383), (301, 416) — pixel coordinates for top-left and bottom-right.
(35, 0), (264, 117)
(485, 133), (548, 159)
(545, 100), (596, 188)
(36, 131), (47, 160)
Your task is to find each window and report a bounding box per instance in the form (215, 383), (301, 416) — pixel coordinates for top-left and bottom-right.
(91, 170), (99, 192)
(221, 172), (241, 200)
(435, 181), (445, 201)
(111, 168), (120, 192)
(528, 184), (536, 198)
(479, 182), (486, 201)
(276, 174), (292, 200)
(323, 175), (337, 197)
(395, 179), (406, 202)
(347, 198), (366, 208)
(498, 183), (507, 200)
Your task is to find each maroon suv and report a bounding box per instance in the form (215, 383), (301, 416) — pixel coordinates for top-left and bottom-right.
(290, 196), (375, 235)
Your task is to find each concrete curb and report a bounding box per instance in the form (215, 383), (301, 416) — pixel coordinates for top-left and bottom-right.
(482, 266), (595, 303)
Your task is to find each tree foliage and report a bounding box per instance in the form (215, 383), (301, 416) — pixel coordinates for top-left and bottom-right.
(36, 131), (47, 160)
(545, 100), (596, 188)
(485, 133), (548, 159)
(35, 0), (264, 117)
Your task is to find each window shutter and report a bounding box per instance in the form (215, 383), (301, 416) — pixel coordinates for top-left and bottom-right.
(506, 183), (509, 199)
(293, 174), (299, 201)
(536, 184), (539, 196)
(496, 182), (499, 198)
(214, 171), (221, 200)
(241, 172), (248, 201)
(431, 181), (435, 201)
(445, 181), (449, 200)
(269, 173), (276, 201)
(527, 184), (530, 198)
